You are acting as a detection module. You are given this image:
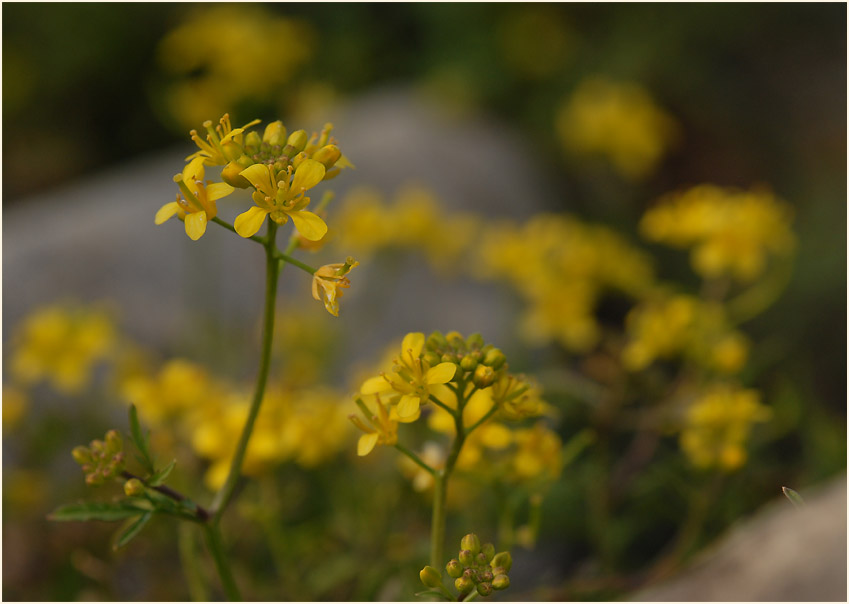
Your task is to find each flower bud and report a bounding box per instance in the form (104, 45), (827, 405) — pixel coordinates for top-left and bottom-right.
(221, 161), (251, 188)
(441, 353), (457, 364)
(482, 348), (507, 370)
(263, 120), (287, 146)
(479, 569), (493, 583)
(476, 582), (493, 596)
(427, 331), (448, 350)
(221, 140), (243, 162)
(492, 574), (510, 590)
(424, 351), (442, 367)
(244, 130), (262, 152)
(491, 551), (512, 573)
(466, 333), (485, 349)
(284, 130), (308, 156)
(460, 354), (478, 372)
(473, 364), (496, 388)
(481, 542), (495, 562)
(72, 446), (91, 465)
(419, 565), (443, 589)
(475, 552), (488, 566)
(446, 331), (466, 350)
(312, 144), (341, 169)
(454, 576), (474, 594)
(123, 478), (145, 497)
(458, 549), (475, 566)
(85, 473), (102, 486)
(446, 559), (463, 578)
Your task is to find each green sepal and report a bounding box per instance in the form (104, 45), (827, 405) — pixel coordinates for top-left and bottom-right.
(113, 511), (153, 550)
(128, 404), (154, 473)
(782, 486), (805, 509)
(414, 589), (453, 601)
(148, 459), (176, 487)
(48, 500), (152, 522)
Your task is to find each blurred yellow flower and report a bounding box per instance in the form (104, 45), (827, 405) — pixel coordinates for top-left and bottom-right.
(679, 384), (771, 471)
(640, 185), (796, 282)
(350, 395), (399, 456)
(156, 156), (234, 240)
(2, 385), (27, 431)
(556, 77), (677, 180)
(511, 422), (563, 482)
(235, 160), (327, 239)
(10, 303), (115, 395)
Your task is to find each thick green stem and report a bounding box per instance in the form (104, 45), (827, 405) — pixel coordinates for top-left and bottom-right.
(203, 523), (242, 601)
(211, 221), (280, 518)
(179, 523), (209, 602)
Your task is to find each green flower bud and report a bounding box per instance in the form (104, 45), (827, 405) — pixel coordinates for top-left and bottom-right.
(446, 331), (466, 351)
(492, 574), (510, 590)
(473, 364), (496, 388)
(460, 354), (478, 372)
(427, 331), (448, 351)
(454, 576), (474, 594)
(482, 348), (507, 370)
(89, 439), (105, 456)
(475, 552), (488, 566)
(481, 543), (495, 562)
(244, 130), (262, 152)
(491, 551), (512, 573)
(441, 353), (458, 364)
(466, 333), (485, 349)
(285, 130), (308, 155)
(71, 446), (91, 465)
(419, 566), (443, 589)
(458, 549), (475, 566)
(312, 144), (342, 169)
(104, 429), (120, 451)
(479, 569), (493, 583)
(446, 559), (463, 578)
(123, 478), (145, 497)
(85, 473), (102, 486)
(476, 582), (493, 596)
(424, 351), (442, 367)
(263, 120), (287, 147)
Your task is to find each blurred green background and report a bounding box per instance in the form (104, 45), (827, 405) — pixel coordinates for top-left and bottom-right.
(3, 2), (846, 601)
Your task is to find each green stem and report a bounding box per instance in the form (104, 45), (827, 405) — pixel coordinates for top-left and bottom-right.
(272, 250), (316, 275)
(465, 404), (498, 435)
(178, 523), (209, 602)
(211, 216), (267, 245)
(210, 221), (280, 518)
(395, 443), (437, 476)
(203, 523), (241, 601)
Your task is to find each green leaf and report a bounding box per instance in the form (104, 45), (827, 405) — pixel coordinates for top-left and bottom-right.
(148, 459), (176, 487)
(113, 512), (153, 550)
(48, 501), (151, 522)
(128, 404), (154, 473)
(782, 486), (805, 509)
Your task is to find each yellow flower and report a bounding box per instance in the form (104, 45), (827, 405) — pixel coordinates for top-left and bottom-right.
(511, 422), (563, 481)
(186, 113), (260, 166)
(2, 385), (27, 431)
(311, 257), (358, 316)
(679, 384), (772, 471)
(155, 156), (234, 240)
(360, 332), (457, 422)
(349, 395), (399, 456)
(235, 160), (327, 239)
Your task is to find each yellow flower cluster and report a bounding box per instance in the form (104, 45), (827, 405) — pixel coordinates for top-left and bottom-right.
(157, 5), (314, 130)
(9, 303), (115, 395)
(476, 214), (654, 351)
(333, 186), (480, 273)
(121, 358), (351, 490)
(640, 185), (796, 282)
(622, 292), (749, 374)
(679, 383), (772, 471)
(555, 76), (678, 180)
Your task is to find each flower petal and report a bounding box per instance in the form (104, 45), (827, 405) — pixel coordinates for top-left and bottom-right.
(401, 333), (425, 360)
(240, 164), (275, 195)
(426, 362), (457, 385)
(291, 159), (326, 192)
(397, 395), (421, 420)
(361, 376), (392, 395)
(183, 156), (206, 183)
(155, 201), (181, 225)
(206, 181), (235, 202)
(234, 206), (270, 238)
(184, 211), (208, 241)
(357, 432), (379, 456)
(289, 210), (328, 241)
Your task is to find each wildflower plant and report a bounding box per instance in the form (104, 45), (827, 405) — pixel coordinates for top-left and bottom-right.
(51, 114), (356, 600)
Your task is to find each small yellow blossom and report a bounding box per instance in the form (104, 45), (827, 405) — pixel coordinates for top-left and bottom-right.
(511, 423), (563, 482)
(311, 257), (359, 316)
(360, 332), (457, 421)
(556, 76), (677, 180)
(349, 395), (400, 456)
(640, 185), (795, 282)
(679, 384), (772, 471)
(186, 113), (260, 166)
(156, 156), (235, 240)
(235, 160), (327, 239)
(10, 303), (115, 395)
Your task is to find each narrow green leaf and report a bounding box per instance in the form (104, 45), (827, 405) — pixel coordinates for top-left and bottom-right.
(128, 404), (154, 473)
(149, 459), (176, 487)
(48, 501), (150, 522)
(113, 512), (153, 550)
(782, 486), (805, 509)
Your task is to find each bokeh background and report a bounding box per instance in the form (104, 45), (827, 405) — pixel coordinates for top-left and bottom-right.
(3, 3), (846, 601)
